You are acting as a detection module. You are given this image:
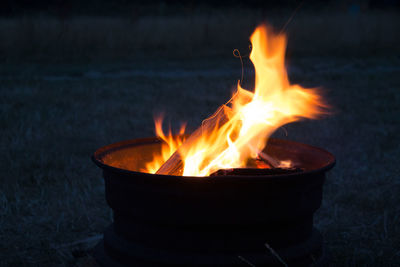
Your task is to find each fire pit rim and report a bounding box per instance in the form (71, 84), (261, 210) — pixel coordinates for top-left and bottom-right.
(92, 137), (335, 181)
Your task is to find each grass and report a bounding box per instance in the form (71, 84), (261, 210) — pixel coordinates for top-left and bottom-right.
(1, 9), (399, 267)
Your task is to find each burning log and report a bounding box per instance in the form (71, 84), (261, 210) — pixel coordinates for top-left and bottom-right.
(155, 109), (292, 175)
(257, 150), (280, 168)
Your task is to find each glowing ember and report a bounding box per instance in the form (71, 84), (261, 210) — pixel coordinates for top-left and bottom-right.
(145, 24), (327, 176)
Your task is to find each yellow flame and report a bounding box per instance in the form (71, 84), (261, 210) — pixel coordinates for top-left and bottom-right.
(145, 24), (327, 176)
(142, 116), (186, 173)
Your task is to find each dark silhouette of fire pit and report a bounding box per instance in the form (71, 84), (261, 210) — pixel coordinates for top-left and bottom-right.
(92, 137), (335, 266)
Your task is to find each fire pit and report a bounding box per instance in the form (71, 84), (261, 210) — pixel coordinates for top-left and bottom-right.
(92, 137), (335, 266)
(91, 24), (336, 266)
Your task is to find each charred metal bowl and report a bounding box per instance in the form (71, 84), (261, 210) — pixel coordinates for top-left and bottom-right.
(92, 137), (335, 266)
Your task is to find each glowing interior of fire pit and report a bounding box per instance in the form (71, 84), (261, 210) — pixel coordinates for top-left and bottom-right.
(141, 24), (328, 177)
(95, 138), (334, 176)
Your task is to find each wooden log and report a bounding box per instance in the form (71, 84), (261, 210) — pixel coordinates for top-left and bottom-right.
(257, 151), (280, 168)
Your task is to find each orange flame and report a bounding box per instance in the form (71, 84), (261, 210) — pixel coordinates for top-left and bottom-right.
(145, 24), (327, 176)
(142, 115), (186, 173)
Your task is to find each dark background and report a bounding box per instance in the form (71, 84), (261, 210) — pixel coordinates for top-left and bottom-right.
(1, 0), (400, 15)
(1, 0), (399, 266)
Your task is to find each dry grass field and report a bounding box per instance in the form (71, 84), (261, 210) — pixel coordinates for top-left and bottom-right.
(1, 9), (399, 267)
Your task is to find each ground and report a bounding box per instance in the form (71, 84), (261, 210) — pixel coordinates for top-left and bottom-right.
(1, 54), (399, 266)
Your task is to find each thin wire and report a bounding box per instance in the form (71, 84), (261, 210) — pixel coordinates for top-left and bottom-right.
(232, 49), (244, 86)
(232, 44), (252, 86)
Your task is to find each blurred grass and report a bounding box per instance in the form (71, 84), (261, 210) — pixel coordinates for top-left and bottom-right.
(1, 8), (400, 267)
(0, 9), (399, 62)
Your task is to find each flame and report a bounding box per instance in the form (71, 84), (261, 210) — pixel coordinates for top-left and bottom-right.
(144, 24), (327, 176)
(142, 115), (186, 173)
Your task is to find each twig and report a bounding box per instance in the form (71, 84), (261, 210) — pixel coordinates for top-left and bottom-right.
(238, 255), (256, 267)
(265, 243), (288, 267)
